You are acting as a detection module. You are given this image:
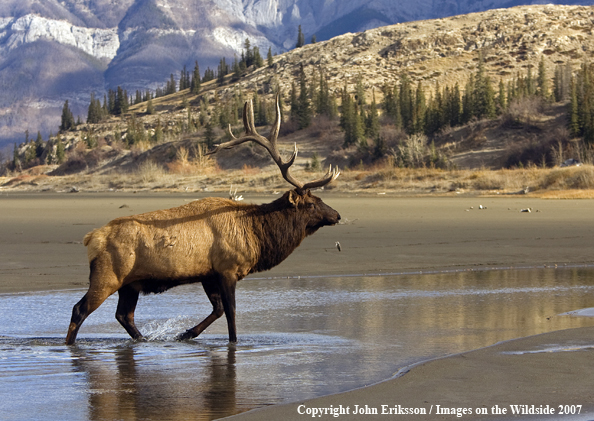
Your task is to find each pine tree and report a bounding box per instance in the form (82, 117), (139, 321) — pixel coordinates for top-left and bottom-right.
(244, 39), (253, 67)
(204, 119), (215, 149)
(449, 83), (461, 127)
(461, 75), (475, 124)
(114, 86), (128, 115)
(290, 81), (299, 124)
(253, 47), (263, 68)
(399, 75), (413, 132)
(55, 135), (65, 164)
(217, 57), (228, 86)
(297, 64), (311, 129)
(413, 81), (426, 134)
(473, 53), (496, 119)
(537, 56), (549, 99)
(316, 69), (331, 117)
(365, 93), (380, 139)
(570, 76), (580, 137)
(296, 25), (305, 48)
(60, 100), (75, 131)
(191, 61), (201, 94)
(87, 93), (103, 124)
(355, 75), (366, 107)
(526, 65), (536, 96)
(35, 131), (45, 158)
(267, 47), (273, 67)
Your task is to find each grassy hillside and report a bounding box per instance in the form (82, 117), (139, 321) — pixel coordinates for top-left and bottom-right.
(4, 4), (594, 195)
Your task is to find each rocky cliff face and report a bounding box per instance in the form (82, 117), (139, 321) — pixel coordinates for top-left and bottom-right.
(1, 14), (119, 60)
(1, 0), (594, 148)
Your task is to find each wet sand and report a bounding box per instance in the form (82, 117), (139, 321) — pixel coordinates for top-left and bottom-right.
(2, 192), (594, 293)
(223, 326), (594, 420)
(2, 192), (594, 419)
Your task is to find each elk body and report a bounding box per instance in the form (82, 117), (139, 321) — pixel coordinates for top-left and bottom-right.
(65, 97), (340, 345)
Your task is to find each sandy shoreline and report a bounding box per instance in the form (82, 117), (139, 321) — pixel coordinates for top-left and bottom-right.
(2, 192), (594, 293)
(2, 192), (594, 419)
(222, 326), (594, 420)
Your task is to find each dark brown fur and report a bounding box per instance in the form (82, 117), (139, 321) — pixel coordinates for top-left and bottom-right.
(65, 189), (340, 344)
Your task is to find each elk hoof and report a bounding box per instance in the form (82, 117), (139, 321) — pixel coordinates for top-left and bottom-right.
(176, 330), (195, 341)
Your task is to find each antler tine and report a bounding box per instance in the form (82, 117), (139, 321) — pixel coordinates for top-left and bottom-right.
(300, 165), (340, 191)
(207, 95), (339, 192)
(269, 93), (282, 146)
(244, 99), (257, 135)
(206, 98), (270, 155)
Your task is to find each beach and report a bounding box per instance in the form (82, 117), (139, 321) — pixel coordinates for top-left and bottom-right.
(1, 192), (594, 419)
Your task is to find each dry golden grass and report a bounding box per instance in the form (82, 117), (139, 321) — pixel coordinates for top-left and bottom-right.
(4, 162), (594, 196)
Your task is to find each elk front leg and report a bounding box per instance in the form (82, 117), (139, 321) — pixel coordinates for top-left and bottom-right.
(219, 273), (238, 343)
(177, 280), (224, 341)
(115, 284), (143, 340)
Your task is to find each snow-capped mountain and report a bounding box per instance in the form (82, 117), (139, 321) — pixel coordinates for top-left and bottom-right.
(1, 0), (593, 147)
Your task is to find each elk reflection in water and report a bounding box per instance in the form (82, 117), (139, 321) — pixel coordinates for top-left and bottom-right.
(2, 268), (594, 421)
(70, 343), (238, 421)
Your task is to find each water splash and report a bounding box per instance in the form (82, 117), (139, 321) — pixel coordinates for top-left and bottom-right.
(141, 316), (197, 341)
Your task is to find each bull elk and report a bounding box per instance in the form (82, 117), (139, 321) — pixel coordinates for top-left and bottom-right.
(65, 95), (340, 345)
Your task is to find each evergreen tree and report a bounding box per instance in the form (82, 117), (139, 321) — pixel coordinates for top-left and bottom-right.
(202, 67), (215, 83)
(355, 75), (366, 107)
(413, 81), (426, 134)
(217, 57), (229, 86)
(449, 83), (462, 127)
(267, 47), (273, 67)
(253, 47), (263, 68)
(114, 86), (128, 115)
(365, 93), (380, 139)
(399, 75), (413, 132)
(473, 53), (496, 119)
(60, 100), (75, 131)
(204, 119), (215, 149)
(191, 61), (201, 94)
(55, 136), (65, 164)
(340, 86), (363, 147)
(316, 69), (331, 117)
(244, 39), (253, 67)
(297, 64), (311, 129)
(311, 34), (317, 44)
(461, 75), (475, 124)
(537, 56), (549, 98)
(290, 81), (299, 124)
(570, 75), (580, 138)
(296, 25), (305, 48)
(87, 93), (103, 124)
(35, 131), (45, 158)
(529, 65), (537, 96)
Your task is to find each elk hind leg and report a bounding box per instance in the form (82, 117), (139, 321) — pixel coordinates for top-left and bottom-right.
(177, 280), (224, 341)
(115, 284), (143, 340)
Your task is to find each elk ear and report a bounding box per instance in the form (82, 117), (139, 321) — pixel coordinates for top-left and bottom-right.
(305, 189), (312, 197)
(288, 190), (300, 207)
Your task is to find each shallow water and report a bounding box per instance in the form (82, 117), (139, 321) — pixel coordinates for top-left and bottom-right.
(2, 268), (594, 420)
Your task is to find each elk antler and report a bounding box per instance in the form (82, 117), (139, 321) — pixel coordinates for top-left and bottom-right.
(207, 94), (340, 193)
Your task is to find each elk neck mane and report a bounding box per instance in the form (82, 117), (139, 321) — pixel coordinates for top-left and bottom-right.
(246, 192), (308, 273)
